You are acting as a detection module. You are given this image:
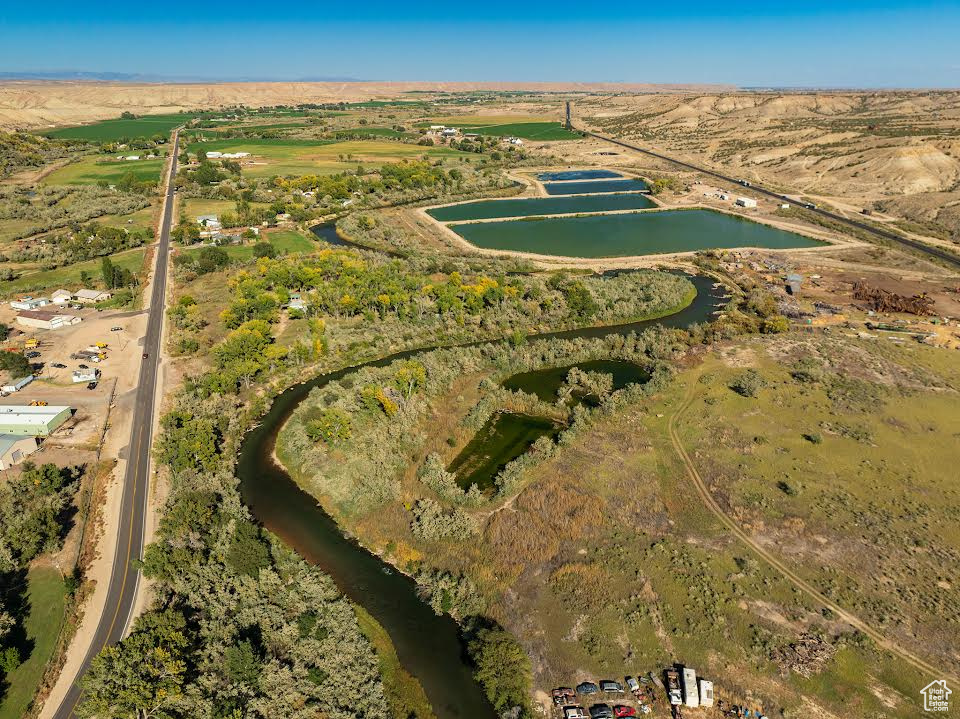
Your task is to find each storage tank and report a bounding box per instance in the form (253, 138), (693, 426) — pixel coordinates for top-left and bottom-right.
(681, 667), (699, 708)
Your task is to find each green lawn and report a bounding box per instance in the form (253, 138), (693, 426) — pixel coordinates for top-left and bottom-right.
(0, 567), (67, 719)
(178, 229), (316, 261)
(41, 113), (197, 141)
(42, 157), (164, 185)
(459, 122), (580, 141)
(2, 248), (148, 297)
(185, 138), (474, 177)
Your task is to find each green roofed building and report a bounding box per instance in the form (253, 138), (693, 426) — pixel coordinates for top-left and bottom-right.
(0, 405), (73, 436)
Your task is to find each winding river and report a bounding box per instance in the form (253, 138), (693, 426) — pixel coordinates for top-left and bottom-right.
(236, 274), (725, 719)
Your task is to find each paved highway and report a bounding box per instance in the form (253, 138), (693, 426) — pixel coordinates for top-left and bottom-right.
(51, 131), (179, 719)
(581, 129), (960, 271)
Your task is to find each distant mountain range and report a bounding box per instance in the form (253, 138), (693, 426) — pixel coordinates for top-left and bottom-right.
(0, 71), (363, 83)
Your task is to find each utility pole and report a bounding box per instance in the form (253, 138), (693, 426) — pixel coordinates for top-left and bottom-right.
(565, 101), (572, 129)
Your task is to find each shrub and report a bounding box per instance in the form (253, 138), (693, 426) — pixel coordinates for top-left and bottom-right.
(730, 369), (766, 397)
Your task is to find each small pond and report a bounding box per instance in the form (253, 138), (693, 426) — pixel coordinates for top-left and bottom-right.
(447, 412), (562, 492)
(427, 193), (655, 222)
(501, 359), (649, 403)
(544, 178), (649, 195)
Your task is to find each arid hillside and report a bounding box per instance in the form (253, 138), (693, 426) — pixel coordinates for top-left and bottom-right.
(0, 80), (726, 130)
(581, 92), (960, 239)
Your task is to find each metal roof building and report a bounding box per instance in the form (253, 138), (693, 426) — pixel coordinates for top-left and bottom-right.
(0, 405), (72, 436)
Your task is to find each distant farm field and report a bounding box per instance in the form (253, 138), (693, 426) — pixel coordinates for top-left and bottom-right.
(43, 157), (164, 185)
(425, 114), (554, 126)
(41, 113), (196, 141)
(458, 121), (580, 140)
(186, 138), (474, 177)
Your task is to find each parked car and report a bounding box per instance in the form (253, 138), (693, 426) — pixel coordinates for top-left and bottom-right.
(589, 704), (614, 719)
(25, 351), (40, 358)
(87, 382), (98, 390)
(142, 352), (149, 359)
(577, 682), (599, 695)
(111, 326), (123, 331)
(51, 362), (67, 369)
(78, 363), (89, 369)
(614, 707), (636, 718)
(563, 707), (587, 719)
(600, 680), (624, 694)
(553, 688), (576, 705)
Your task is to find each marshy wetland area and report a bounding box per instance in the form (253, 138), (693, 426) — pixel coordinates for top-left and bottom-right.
(6, 89), (960, 719)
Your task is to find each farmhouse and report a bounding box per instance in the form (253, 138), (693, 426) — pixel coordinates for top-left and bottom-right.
(441, 128), (458, 137)
(0, 405), (72, 436)
(75, 288), (112, 303)
(0, 435), (39, 470)
(10, 297), (50, 311)
(1, 375), (34, 394)
(51, 289), (73, 304)
(15, 310), (82, 330)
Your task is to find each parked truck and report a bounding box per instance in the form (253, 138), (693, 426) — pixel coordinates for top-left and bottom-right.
(665, 669), (682, 706)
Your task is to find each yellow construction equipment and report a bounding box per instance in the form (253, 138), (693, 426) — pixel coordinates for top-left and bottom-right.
(95, 342), (108, 349)
(24, 338), (39, 349)
(29, 400), (48, 406)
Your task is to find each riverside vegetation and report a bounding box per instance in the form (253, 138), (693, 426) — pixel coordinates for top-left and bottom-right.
(86, 212), (709, 718)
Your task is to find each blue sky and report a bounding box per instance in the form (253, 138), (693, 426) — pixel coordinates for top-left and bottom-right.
(1, 1), (957, 87)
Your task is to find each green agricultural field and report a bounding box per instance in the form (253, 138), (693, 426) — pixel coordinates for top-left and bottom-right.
(186, 138), (474, 177)
(0, 567), (68, 719)
(2, 247), (147, 296)
(458, 121), (580, 140)
(41, 113), (198, 141)
(336, 127), (410, 138)
(42, 157), (164, 185)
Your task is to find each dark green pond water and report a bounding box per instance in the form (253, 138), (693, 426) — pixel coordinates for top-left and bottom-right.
(448, 412), (562, 492)
(236, 274), (723, 719)
(544, 178), (648, 195)
(501, 359), (649, 403)
(451, 208), (827, 258)
(538, 169), (622, 181)
(427, 193), (656, 222)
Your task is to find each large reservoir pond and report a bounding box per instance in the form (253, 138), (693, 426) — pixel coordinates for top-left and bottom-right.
(451, 208), (827, 258)
(545, 178), (648, 195)
(427, 193), (655, 222)
(538, 169), (622, 181)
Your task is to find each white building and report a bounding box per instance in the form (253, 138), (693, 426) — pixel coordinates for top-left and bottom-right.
(10, 297), (50, 311)
(736, 197), (758, 208)
(507, 137), (524, 146)
(205, 151), (223, 159)
(74, 289), (112, 304)
(0, 405), (73, 436)
(124, 155), (141, 161)
(0, 435), (39, 470)
(1, 375), (34, 394)
(15, 310), (82, 330)
(441, 128), (458, 137)
(72, 369), (100, 383)
(220, 152), (250, 159)
(682, 668), (699, 708)
(698, 679), (714, 708)
(51, 289), (73, 305)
